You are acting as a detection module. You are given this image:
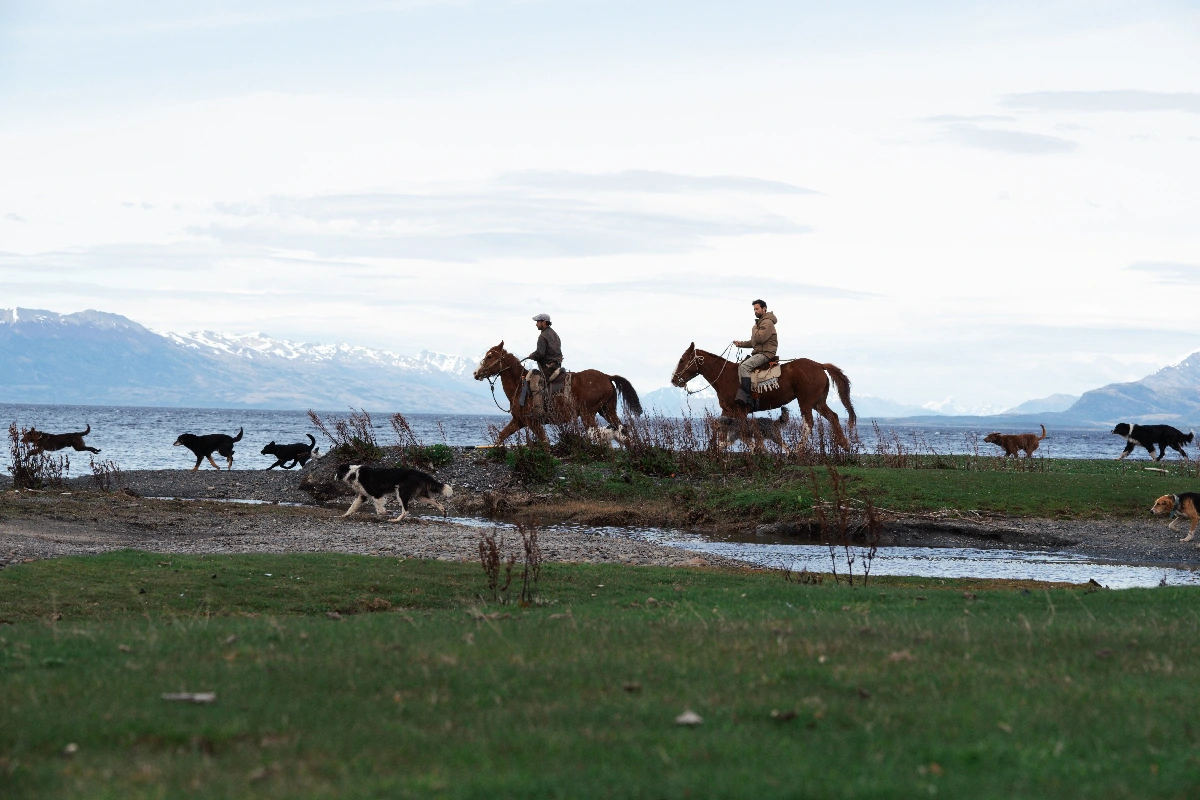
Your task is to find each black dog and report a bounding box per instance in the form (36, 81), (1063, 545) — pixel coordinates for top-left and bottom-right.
(1111, 422), (1194, 461)
(173, 428), (244, 471)
(261, 434), (317, 470)
(336, 463), (453, 521)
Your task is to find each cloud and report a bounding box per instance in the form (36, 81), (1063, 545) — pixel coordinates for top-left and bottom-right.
(1126, 261), (1200, 284)
(497, 170), (819, 195)
(200, 171), (814, 260)
(921, 114), (1015, 123)
(1001, 91), (1200, 114)
(4, 213), (24, 223)
(942, 123), (1077, 154)
(579, 275), (879, 300)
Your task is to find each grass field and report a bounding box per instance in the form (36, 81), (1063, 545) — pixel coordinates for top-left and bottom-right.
(3, 551), (1199, 798)
(557, 456), (1200, 523)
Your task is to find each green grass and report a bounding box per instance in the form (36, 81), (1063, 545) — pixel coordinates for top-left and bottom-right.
(559, 457), (1200, 522)
(3, 551), (1199, 798)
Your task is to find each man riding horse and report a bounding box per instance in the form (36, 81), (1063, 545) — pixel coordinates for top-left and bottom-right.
(732, 298), (778, 411)
(519, 312), (563, 407)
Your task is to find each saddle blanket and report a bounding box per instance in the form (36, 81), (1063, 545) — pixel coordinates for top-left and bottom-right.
(751, 364), (781, 394)
(523, 369), (572, 407)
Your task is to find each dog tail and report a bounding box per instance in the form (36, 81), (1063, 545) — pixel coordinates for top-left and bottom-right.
(610, 375), (643, 416)
(779, 406), (790, 424)
(1039, 424), (1047, 441)
(822, 364), (856, 428)
(306, 433), (316, 449)
(82, 423), (90, 436)
(232, 427), (244, 443)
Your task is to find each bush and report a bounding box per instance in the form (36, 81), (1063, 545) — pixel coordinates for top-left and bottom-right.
(625, 446), (677, 477)
(403, 443), (454, 470)
(507, 443), (559, 484)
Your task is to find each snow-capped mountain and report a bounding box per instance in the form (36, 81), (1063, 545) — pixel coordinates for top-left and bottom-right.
(0, 308), (495, 413)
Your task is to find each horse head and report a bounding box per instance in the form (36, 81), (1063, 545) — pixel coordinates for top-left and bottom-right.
(473, 341), (511, 381)
(670, 342), (705, 388)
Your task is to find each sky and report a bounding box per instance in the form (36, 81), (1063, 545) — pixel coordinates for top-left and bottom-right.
(1, 0), (1199, 413)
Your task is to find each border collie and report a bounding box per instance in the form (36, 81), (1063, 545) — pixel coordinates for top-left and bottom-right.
(173, 428), (243, 471)
(21, 424), (101, 456)
(336, 464), (453, 522)
(261, 434), (318, 470)
(1111, 423), (1193, 461)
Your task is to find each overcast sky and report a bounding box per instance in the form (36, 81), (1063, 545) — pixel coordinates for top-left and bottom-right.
(2, 1), (1198, 412)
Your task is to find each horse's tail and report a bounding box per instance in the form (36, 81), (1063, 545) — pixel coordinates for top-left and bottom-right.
(822, 364), (856, 428)
(610, 375), (643, 416)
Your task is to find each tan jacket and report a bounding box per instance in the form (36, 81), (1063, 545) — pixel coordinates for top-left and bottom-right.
(734, 312), (778, 356)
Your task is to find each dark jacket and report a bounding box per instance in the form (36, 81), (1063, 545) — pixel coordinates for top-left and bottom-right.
(734, 312), (778, 356)
(527, 325), (563, 370)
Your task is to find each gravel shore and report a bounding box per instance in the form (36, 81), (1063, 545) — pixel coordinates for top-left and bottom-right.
(2, 453), (1199, 571)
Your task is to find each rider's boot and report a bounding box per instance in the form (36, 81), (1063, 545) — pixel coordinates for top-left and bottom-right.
(735, 377), (753, 407)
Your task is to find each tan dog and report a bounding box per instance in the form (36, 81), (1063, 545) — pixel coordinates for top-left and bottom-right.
(984, 424), (1047, 458)
(1152, 493), (1200, 545)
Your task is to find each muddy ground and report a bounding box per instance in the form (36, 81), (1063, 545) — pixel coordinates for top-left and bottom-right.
(1, 451), (1198, 570)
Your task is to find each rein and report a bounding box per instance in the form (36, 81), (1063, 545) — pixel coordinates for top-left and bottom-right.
(483, 360), (515, 414)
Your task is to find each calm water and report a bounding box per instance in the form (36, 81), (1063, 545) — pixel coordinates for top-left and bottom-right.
(444, 517), (1200, 589)
(0, 403), (1172, 471)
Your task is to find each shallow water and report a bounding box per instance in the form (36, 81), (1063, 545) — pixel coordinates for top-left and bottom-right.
(444, 517), (1200, 589)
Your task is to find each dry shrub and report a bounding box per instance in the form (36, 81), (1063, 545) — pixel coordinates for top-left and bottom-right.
(308, 408), (383, 463)
(6, 422), (69, 490)
(89, 456), (125, 493)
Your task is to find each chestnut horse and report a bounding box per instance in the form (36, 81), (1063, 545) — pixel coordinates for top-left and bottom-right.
(473, 341), (643, 444)
(670, 342), (857, 447)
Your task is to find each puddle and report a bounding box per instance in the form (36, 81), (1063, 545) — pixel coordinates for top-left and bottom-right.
(147, 497), (307, 507)
(446, 517), (1200, 589)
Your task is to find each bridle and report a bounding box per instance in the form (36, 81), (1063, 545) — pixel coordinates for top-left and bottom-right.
(478, 352), (515, 414)
(675, 344), (738, 396)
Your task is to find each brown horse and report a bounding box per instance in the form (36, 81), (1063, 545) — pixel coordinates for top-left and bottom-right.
(670, 342), (857, 447)
(473, 341), (643, 444)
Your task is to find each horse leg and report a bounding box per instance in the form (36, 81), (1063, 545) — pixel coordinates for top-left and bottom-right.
(799, 407), (815, 444)
(816, 401), (848, 448)
(495, 419), (523, 445)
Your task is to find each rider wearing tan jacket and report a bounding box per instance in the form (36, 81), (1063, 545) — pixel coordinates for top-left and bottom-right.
(733, 299), (777, 409)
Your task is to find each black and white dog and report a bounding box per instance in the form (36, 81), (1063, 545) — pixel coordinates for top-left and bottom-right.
(261, 434), (318, 470)
(1111, 423), (1194, 461)
(336, 464), (453, 522)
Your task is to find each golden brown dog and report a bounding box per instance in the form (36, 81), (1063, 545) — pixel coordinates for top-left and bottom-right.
(984, 424), (1047, 458)
(1151, 493), (1200, 545)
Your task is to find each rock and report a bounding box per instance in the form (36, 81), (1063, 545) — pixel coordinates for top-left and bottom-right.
(674, 710), (703, 726)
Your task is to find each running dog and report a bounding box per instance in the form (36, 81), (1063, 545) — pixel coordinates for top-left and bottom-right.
(586, 425), (627, 446)
(336, 463), (453, 522)
(984, 424), (1047, 458)
(1112, 423), (1194, 461)
(711, 407), (791, 453)
(1152, 493), (1200, 545)
(173, 428), (243, 470)
(260, 434), (318, 470)
(21, 424), (101, 456)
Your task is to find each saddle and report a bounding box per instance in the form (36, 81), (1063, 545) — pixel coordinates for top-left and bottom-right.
(521, 368), (571, 411)
(750, 358), (782, 394)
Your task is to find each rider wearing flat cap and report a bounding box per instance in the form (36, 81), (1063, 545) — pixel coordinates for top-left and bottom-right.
(526, 313), (563, 379)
